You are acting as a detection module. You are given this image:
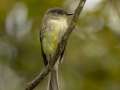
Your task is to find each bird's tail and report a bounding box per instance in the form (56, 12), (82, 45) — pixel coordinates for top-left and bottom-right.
(48, 63), (59, 90)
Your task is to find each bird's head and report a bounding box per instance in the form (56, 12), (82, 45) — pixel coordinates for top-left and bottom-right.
(46, 8), (73, 20)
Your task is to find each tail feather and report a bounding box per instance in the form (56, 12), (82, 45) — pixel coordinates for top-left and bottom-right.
(48, 64), (59, 90)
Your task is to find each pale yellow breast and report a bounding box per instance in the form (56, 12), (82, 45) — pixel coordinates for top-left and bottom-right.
(43, 18), (68, 55)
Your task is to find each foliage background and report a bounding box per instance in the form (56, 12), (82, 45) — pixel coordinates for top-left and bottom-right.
(0, 0), (120, 90)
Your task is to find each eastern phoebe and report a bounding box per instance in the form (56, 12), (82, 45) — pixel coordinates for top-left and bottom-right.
(40, 8), (73, 90)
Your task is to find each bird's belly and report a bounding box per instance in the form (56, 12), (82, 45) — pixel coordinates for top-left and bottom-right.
(42, 31), (60, 56)
(42, 19), (68, 56)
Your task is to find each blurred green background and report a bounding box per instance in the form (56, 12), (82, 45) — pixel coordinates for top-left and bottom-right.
(0, 0), (120, 90)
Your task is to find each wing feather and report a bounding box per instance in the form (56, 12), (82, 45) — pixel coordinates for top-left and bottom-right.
(40, 27), (48, 66)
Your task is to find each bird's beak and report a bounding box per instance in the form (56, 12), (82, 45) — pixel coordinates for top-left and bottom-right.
(67, 13), (74, 16)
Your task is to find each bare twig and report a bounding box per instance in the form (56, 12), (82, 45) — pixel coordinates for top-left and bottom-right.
(26, 66), (51, 90)
(110, 0), (120, 19)
(25, 0), (86, 90)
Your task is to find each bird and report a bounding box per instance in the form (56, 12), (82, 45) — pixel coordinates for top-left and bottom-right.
(40, 8), (73, 90)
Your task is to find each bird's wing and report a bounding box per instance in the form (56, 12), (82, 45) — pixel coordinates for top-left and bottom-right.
(58, 40), (67, 63)
(40, 28), (48, 66)
(59, 45), (65, 63)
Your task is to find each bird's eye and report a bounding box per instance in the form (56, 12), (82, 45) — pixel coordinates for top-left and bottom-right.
(57, 10), (64, 15)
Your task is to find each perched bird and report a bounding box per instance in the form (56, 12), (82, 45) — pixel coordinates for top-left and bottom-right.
(40, 8), (73, 90)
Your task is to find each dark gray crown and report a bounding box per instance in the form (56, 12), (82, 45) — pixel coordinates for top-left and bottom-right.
(47, 8), (73, 15)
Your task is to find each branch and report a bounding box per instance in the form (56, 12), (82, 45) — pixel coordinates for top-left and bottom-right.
(25, 0), (86, 90)
(64, 0), (86, 39)
(26, 66), (51, 90)
(110, 0), (120, 19)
